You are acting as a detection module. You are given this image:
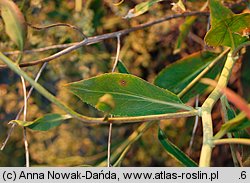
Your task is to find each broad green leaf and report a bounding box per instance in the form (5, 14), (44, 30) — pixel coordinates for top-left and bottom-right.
(117, 60), (129, 74)
(12, 114), (71, 131)
(174, 16), (197, 54)
(0, 0), (27, 50)
(65, 73), (193, 117)
(209, 0), (234, 26)
(154, 51), (226, 102)
(214, 111), (250, 139)
(123, 0), (163, 19)
(158, 127), (198, 167)
(205, 0), (250, 48)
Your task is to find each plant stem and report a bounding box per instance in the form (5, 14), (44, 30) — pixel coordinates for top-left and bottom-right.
(108, 110), (198, 123)
(113, 144), (131, 167)
(107, 123), (112, 167)
(187, 95), (199, 155)
(20, 76), (30, 167)
(213, 138), (250, 146)
(199, 51), (236, 167)
(111, 34), (121, 72)
(0, 11), (208, 69)
(1, 62), (47, 151)
(23, 127), (29, 167)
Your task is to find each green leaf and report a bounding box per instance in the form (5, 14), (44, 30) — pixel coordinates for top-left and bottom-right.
(214, 111), (250, 139)
(158, 127), (198, 167)
(117, 60), (129, 74)
(0, 0), (27, 50)
(12, 114), (71, 131)
(154, 51), (226, 102)
(205, 0), (250, 48)
(123, 0), (163, 19)
(209, 0), (234, 26)
(65, 73), (193, 117)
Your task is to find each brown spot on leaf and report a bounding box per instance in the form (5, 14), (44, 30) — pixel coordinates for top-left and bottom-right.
(119, 79), (127, 86)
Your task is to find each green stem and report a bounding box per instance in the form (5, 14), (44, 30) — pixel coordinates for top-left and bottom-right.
(0, 52), (198, 124)
(199, 51), (236, 167)
(113, 145), (131, 167)
(214, 138), (250, 146)
(0, 53), (84, 120)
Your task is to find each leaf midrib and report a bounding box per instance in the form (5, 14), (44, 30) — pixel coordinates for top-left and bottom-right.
(70, 87), (193, 111)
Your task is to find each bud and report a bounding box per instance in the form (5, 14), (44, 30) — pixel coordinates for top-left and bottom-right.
(95, 94), (115, 113)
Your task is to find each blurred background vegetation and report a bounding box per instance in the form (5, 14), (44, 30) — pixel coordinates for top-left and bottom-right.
(0, 0), (249, 166)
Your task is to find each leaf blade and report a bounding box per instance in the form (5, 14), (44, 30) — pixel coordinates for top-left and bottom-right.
(66, 73), (193, 116)
(174, 16), (197, 54)
(117, 60), (129, 74)
(0, 0), (27, 50)
(154, 51), (226, 102)
(158, 127), (198, 167)
(12, 114), (71, 131)
(123, 0), (163, 19)
(214, 111), (250, 139)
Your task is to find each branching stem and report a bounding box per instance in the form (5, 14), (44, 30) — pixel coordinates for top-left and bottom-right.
(199, 51), (236, 167)
(0, 11), (208, 69)
(213, 138), (250, 146)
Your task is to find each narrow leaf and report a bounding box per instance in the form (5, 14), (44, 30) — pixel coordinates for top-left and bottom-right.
(12, 114), (71, 131)
(158, 127), (198, 167)
(154, 51), (226, 102)
(65, 73), (193, 117)
(221, 95), (236, 121)
(174, 16), (197, 54)
(214, 112), (250, 139)
(117, 60), (129, 74)
(0, 0), (27, 50)
(123, 0), (163, 19)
